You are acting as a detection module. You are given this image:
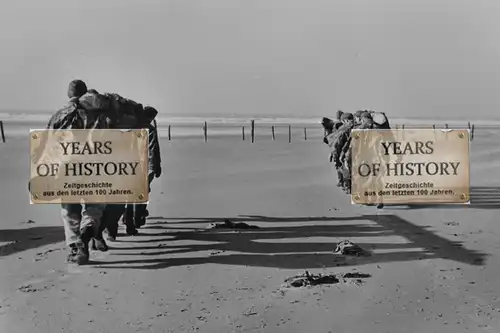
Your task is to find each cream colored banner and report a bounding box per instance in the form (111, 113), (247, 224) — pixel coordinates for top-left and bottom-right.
(29, 129), (149, 204)
(351, 129), (470, 205)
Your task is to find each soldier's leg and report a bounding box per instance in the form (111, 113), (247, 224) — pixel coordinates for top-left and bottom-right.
(61, 203), (82, 247)
(343, 177), (352, 194)
(123, 204), (138, 235)
(102, 204), (125, 240)
(342, 157), (352, 194)
(91, 206), (109, 251)
(133, 203), (148, 228)
(91, 224), (109, 252)
(134, 173), (154, 228)
(336, 170), (344, 187)
(61, 203), (90, 265)
(80, 204), (105, 263)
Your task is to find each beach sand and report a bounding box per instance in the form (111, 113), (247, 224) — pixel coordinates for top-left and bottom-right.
(1, 127), (500, 333)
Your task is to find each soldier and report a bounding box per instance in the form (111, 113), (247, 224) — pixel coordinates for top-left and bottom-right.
(323, 118), (344, 187)
(332, 113), (355, 192)
(45, 80), (113, 265)
(346, 112), (386, 208)
(335, 110), (344, 121)
(353, 110), (364, 125)
(124, 110), (162, 229)
(341, 112), (375, 194)
(98, 104), (160, 240)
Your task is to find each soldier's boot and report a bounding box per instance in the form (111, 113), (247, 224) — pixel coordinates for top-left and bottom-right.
(126, 226), (139, 236)
(76, 226), (93, 265)
(123, 205), (139, 236)
(124, 216), (139, 236)
(67, 242), (90, 265)
(90, 236), (109, 252)
(66, 244), (79, 264)
(134, 204), (148, 229)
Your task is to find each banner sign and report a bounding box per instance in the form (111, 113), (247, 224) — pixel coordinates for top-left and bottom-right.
(29, 129), (149, 204)
(351, 129), (470, 205)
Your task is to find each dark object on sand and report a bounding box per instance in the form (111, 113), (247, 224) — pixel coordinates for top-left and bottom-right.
(333, 240), (370, 256)
(340, 272), (372, 279)
(284, 271), (372, 288)
(207, 219), (260, 230)
(284, 271), (339, 287)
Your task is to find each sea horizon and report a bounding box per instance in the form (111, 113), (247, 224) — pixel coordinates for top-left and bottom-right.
(0, 109), (496, 126)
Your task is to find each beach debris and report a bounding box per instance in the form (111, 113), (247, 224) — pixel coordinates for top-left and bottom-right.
(18, 284), (48, 293)
(206, 219), (260, 230)
(283, 270), (372, 288)
(333, 240), (370, 256)
(338, 272), (372, 286)
(444, 221), (459, 227)
(284, 271), (339, 287)
(22, 219), (36, 224)
(340, 272), (372, 279)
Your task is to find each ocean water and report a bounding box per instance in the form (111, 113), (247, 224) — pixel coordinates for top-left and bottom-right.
(0, 110), (494, 139)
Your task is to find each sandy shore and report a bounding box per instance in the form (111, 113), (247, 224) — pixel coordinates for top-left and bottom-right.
(1, 128), (500, 333)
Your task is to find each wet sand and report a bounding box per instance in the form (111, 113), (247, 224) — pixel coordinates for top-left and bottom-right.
(0, 128), (499, 333)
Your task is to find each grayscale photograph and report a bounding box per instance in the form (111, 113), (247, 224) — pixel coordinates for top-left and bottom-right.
(0, 0), (499, 332)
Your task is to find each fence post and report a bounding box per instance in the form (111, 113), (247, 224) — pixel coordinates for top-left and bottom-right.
(432, 124), (435, 130)
(471, 124), (475, 141)
(445, 123), (448, 129)
(203, 121), (207, 142)
(468, 122), (471, 130)
(402, 124), (405, 130)
(288, 125), (291, 143)
(242, 126), (245, 141)
(271, 126), (275, 140)
(251, 120), (255, 143)
(0, 120), (5, 143)
(168, 125), (171, 141)
(304, 127), (307, 140)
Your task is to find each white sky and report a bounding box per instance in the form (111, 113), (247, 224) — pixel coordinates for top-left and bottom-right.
(1, 0), (500, 118)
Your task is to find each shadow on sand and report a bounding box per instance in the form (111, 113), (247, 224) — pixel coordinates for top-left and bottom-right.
(93, 214), (487, 270)
(0, 226), (64, 257)
(388, 186), (500, 210)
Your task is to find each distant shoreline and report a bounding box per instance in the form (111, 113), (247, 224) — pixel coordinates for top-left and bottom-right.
(0, 112), (495, 127)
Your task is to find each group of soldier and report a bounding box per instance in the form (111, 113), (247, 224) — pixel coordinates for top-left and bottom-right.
(41, 79), (162, 265)
(322, 110), (389, 208)
(38, 80), (391, 265)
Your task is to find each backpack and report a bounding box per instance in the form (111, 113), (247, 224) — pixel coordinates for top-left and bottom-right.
(370, 112), (390, 129)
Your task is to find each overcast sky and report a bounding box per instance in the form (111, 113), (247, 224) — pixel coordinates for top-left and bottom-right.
(1, 0), (499, 118)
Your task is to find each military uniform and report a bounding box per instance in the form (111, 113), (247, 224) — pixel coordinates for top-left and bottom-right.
(332, 116), (354, 191)
(323, 121), (344, 186)
(341, 116), (375, 194)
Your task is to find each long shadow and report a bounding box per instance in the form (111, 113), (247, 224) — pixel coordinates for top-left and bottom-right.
(389, 186), (500, 210)
(145, 216), (355, 224)
(0, 226), (64, 257)
(94, 214), (487, 270)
